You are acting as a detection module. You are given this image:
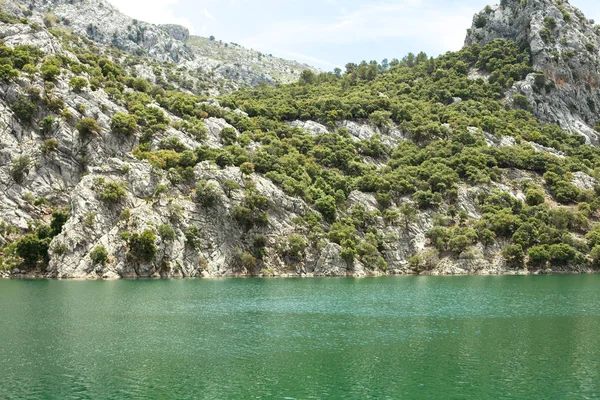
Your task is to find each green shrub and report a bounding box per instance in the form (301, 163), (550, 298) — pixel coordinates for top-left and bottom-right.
(110, 112), (137, 136)
(195, 180), (220, 207)
(40, 60), (60, 81)
(69, 77), (88, 92)
(126, 229), (157, 263)
(76, 117), (101, 136)
(11, 155), (31, 183)
(315, 195), (337, 222)
(90, 246), (109, 264)
(97, 181), (128, 203)
(158, 224), (175, 241)
(11, 96), (37, 122)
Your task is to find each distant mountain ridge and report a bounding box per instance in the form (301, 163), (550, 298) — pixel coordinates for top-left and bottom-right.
(6, 0), (318, 94)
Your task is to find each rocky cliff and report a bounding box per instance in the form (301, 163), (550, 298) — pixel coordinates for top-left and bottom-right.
(5, 0), (318, 95)
(465, 0), (600, 144)
(1, 0), (600, 279)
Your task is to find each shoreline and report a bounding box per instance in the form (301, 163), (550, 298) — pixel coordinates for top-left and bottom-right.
(2, 268), (598, 280)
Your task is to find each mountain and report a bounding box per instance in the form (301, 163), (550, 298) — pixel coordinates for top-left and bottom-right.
(5, 0), (318, 95)
(1, 0), (600, 279)
(465, 0), (600, 144)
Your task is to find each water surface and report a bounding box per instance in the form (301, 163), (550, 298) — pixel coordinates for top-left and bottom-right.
(0, 275), (599, 399)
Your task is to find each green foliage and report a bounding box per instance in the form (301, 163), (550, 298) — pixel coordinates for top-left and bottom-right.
(41, 59), (61, 81)
(125, 229), (158, 264)
(69, 77), (88, 92)
(286, 234), (307, 258)
(110, 112), (137, 136)
(11, 96), (37, 122)
(195, 180), (220, 207)
(315, 195), (337, 222)
(76, 117), (101, 136)
(11, 155), (31, 183)
(14, 233), (51, 269)
(94, 179), (128, 204)
(502, 244), (525, 268)
(90, 246), (109, 264)
(158, 224), (176, 241)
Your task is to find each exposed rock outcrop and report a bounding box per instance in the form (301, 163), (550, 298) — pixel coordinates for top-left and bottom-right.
(466, 0), (600, 144)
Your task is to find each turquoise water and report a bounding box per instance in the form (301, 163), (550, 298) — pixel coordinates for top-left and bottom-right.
(0, 275), (599, 399)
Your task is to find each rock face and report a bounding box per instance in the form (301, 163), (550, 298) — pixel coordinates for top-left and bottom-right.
(7, 0), (318, 94)
(1, 0), (599, 279)
(465, 0), (600, 144)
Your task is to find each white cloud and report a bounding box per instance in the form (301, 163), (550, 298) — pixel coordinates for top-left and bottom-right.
(204, 9), (216, 20)
(105, 0), (195, 33)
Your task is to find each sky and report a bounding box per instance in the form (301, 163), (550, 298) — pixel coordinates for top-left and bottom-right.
(105, 0), (600, 70)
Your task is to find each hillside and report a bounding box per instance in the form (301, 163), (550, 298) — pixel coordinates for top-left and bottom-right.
(1, 0), (600, 278)
(3, 0), (318, 95)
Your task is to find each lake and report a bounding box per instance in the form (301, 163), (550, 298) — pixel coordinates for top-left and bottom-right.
(0, 275), (598, 399)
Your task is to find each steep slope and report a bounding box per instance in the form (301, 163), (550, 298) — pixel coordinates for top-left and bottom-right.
(4, 0), (318, 94)
(1, 2), (600, 279)
(465, 0), (600, 144)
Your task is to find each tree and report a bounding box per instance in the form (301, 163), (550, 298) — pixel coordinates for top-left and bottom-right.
(69, 77), (88, 92)
(15, 234), (50, 269)
(195, 180), (220, 207)
(11, 96), (37, 122)
(548, 244), (576, 265)
(90, 246), (109, 264)
(110, 112), (137, 136)
(41, 60), (60, 81)
(502, 244), (524, 268)
(223, 179), (241, 197)
(11, 155), (31, 184)
(400, 203), (418, 229)
(98, 181), (127, 203)
(527, 245), (550, 268)
(286, 234), (307, 258)
(126, 230), (158, 263)
(158, 224), (176, 241)
(76, 117), (101, 136)
(240, 162), (255, 177)
(315, 195), (337, 222)
(40, 116), (56, 136)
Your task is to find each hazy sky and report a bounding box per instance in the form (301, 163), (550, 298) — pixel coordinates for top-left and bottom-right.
(105, 0), (600, 70)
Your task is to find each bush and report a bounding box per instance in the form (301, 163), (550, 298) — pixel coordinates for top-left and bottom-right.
(286, 234), (307, 258)
(76, 117), (101, 136)
(69, 77), (88, 92)
(90, 246), (109, 264)
(408, 248), (440, 272)
(315, 195), (337, 222)
(502, 244), (524, 268)
(11, 96), (37, 122)
(11, 155), (31, 183)
(240, 162), (255, 176)
(41, 60), (60, 81)
(527, 245), (550, 268)
(98, 181), (127, 203)
(195, 180), (220, 207)
(126, 229), (157, 263)
(110, 112), (138, 136)
(548, 244), (577, 265)
(39, 116), (56, 136)
(219, 127), (237, 145)
(525, 187), (545, 206)
(158, 224), (175, 241)
(15, 234), (51, 269)
(41, 138), (58, 154)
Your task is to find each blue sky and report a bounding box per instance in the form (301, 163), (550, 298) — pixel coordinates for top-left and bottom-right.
(107, 0), (600, 70)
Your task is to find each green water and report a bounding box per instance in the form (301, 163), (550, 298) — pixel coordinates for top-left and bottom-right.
(0, 276), (599, 399)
